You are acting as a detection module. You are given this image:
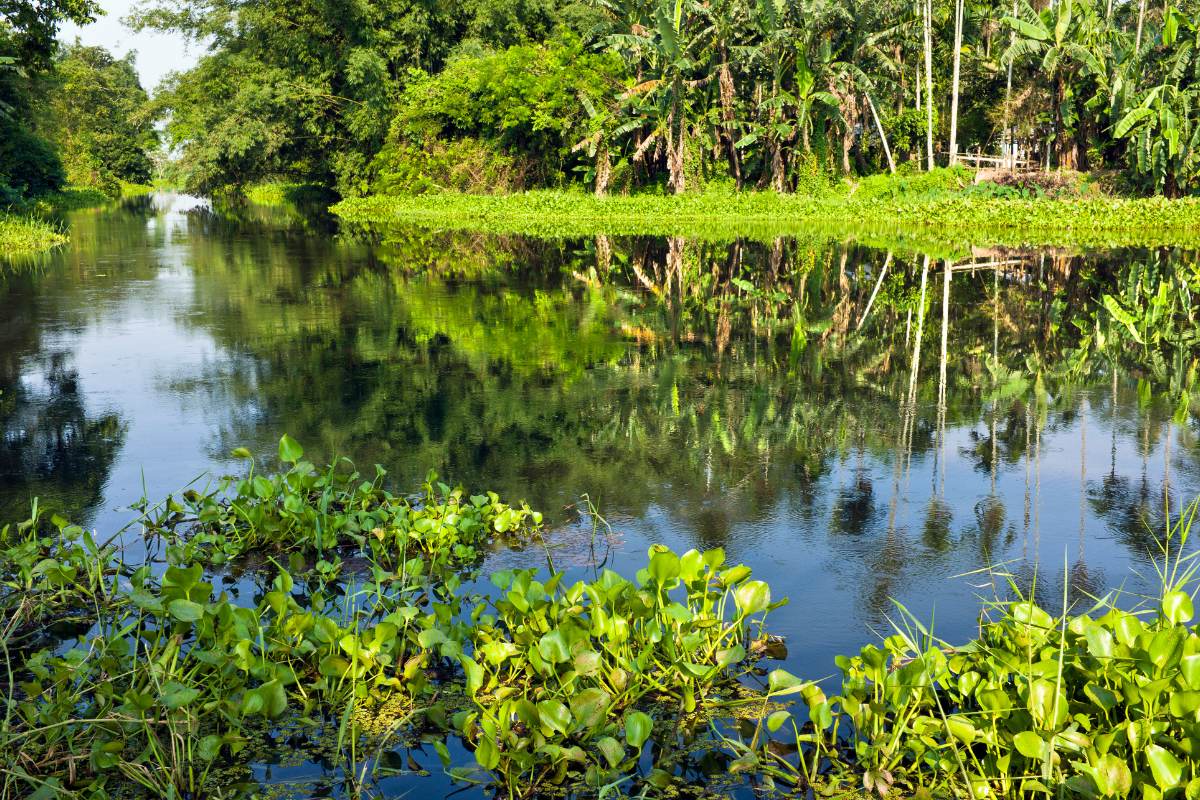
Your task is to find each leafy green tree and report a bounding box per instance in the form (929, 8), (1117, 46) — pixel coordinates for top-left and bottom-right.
(34, 44), (158, 194)
(1, 0), (100, 201)
(1113, 6), (1200, 195)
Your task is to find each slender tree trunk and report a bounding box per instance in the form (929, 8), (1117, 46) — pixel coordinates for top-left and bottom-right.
(595, 144), (611, 197)
(1054, 74), (1076, 170)
(924, 0), (935, 170)
(1136, 0), (1146, 51)
(1002, 0), (1016, 167)
(718, 58), (742, 188)
(841, 92), (856, 174)
(668, 107), (686, 194)
(949, 0), (964, 165)
(866, 92), (896, 173)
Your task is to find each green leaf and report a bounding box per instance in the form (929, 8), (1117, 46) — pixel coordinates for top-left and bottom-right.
(625, 710), (653, 749)
(1162, 590), (1194, 624)
(767, 710), (791, 732)
(537, 700), (572, 735)
(1090, 753), (1132, 797)
(161, 681), (200, 710)
(1103, 295), (1145, 344)
(278, 434), (304, 464)
(167, 598), (205, 623)
(1014, 730), (1045, 759)
(734, 580), (771, 616)
(648, 547), (681, 585)
(597, 736), (625, 768)
(197, 734), (223, 761)
(1146, 744), (1183, 788)
(767, 668), (807, 696)
(538, 630), (571, 664)
(461, 655), (484, 697)
(570, 687), (611, 731)
(475, 734), (500, 771)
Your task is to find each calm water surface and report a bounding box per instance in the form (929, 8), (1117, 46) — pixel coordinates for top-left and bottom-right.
(2, 194), (1197, 796)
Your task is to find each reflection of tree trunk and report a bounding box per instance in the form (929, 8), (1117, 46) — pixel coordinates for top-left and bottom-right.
(769, 237), (784, 280)
(938, 260), (951, 412)
(908, 255), (931, 405)
(595, 234), (612, 276)
(857, 252), (891, 332)
(667, 236), (686, 294)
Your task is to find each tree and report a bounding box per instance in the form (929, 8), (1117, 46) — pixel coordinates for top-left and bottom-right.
(1003, 0), (1104, 170)
(35, 44), (158, 193)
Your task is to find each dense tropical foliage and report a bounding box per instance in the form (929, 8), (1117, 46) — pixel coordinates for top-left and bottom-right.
(128, 0), (1200, 196)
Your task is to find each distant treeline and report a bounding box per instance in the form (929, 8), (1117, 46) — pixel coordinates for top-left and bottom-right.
(127, 0), (1200, 197)
(2, 2), (158, 205)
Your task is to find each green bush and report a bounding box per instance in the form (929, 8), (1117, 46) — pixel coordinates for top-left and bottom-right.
(0, 120), (65, 204)
(371, 137), (531, 194)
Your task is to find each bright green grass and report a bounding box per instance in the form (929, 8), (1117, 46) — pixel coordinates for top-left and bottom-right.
(0, 215), (67, 257)
(332, 186), (1200, 250)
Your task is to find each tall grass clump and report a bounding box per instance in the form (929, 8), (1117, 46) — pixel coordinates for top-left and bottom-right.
(0, 215), (66, 257)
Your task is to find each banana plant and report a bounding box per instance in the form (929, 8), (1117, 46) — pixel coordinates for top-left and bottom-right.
(1003, 0), (1106, 169)
(1113, 7), (1200, 196)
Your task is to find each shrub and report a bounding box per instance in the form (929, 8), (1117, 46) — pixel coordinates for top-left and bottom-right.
(371, 137), (531, 195)
(0, 120), (65, 203)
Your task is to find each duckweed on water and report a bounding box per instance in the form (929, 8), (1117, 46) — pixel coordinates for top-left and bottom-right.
(6, 435), (1200, 799)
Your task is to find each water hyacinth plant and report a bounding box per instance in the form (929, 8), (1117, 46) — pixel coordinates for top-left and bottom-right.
(143, 434), (543, 574)
(454, 546), (786, 791)
(7, 435), (1200, 799)
(739, 506), (1200, 799)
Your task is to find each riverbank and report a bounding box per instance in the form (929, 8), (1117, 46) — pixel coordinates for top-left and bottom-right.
(0, 183), (157, 262)
(333, 187), (1200, 250)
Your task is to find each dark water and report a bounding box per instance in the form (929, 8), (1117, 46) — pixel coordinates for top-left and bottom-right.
(3, 194), (1199, 796)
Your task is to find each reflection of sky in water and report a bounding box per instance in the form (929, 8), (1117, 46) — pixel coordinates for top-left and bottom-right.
(0, 195), (1197, 703)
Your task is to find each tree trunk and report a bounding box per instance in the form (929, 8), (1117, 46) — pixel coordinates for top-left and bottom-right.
(1054, 75), (1076, 170)
(841, 99), (855, 175)
(948, 0), (964, 165)
(771, 140), (786, 191)
(866, 92), (896, 174)
(718, 60), (742, 188)
(1136, 0), (1146, 51)
(923, 0), (935, 170)
(667, 110), (686, 194)
(594, 144), (611, 197)
(1002, 0), (1016, 167)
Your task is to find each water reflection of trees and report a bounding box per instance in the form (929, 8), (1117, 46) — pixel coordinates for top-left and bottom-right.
(167, 227), (1200, 587)
(10, 202), (1200, 624)
(0, 275), (126, 525)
